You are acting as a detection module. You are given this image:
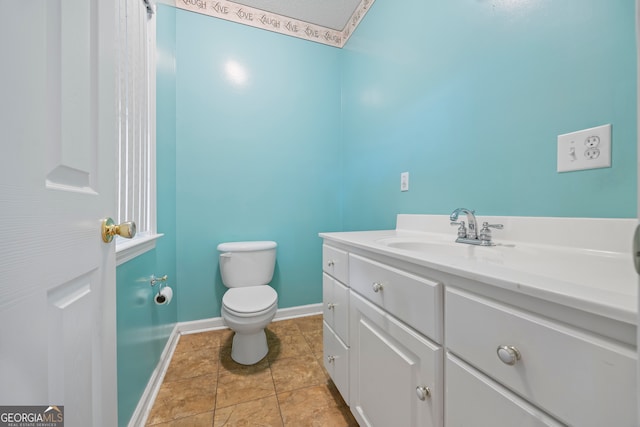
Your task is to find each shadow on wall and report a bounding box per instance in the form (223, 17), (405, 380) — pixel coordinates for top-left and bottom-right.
(271, 263), (281, 295)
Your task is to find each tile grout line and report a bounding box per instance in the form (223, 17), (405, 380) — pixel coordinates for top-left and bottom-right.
(265, 352), (288, 426)
(146, 315), (355, 426)
(212, 342), (221, 427)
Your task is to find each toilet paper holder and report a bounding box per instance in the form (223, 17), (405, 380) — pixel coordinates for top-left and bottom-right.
(150, 274), (168, 287)
(150, 275), (172, 305)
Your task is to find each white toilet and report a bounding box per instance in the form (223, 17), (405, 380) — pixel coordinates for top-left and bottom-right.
(217, 240), (278, 365)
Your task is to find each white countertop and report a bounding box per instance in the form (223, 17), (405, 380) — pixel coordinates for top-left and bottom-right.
(320, 215), (638, 325)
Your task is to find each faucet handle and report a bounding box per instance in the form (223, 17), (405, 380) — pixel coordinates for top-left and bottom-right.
(479, 222), (503, 245)
(482, 222), (504, 230)
(450, 220), (467, 238)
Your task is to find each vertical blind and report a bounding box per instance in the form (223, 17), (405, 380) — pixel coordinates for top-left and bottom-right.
(117, 0), (154, 234)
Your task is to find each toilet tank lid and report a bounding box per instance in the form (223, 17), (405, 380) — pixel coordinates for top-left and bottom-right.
(217, 241), (277, 252)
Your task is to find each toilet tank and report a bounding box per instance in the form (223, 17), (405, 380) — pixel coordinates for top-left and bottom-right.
(217, 241), (277, 287)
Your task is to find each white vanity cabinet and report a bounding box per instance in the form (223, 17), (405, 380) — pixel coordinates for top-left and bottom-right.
(322, 244), (350, 402)
(445, 286), (637, 427)
(348, 253), (444, 427)
(320, 219), (637, 427)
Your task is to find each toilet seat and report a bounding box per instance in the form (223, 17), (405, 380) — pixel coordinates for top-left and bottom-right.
(222, 286), (277, 317)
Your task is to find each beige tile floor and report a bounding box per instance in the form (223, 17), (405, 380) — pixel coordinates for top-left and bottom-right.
(146, 314), (358, 426)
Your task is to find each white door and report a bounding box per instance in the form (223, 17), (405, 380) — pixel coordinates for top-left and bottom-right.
(636, 0), (640, 420)
(0, 2), (118, 426)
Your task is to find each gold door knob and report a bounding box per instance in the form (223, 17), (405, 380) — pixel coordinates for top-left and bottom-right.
(101, 218), (136, 243)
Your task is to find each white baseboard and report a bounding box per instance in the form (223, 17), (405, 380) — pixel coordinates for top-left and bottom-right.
(127, 323), (180, 427)
(177, 316), (227, 335)
(176, 303), (323, 335)
(273, 303), (322, 321)
(128, 303), (323, 425)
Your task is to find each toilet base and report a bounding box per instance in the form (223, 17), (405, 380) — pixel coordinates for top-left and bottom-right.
(231, 329), (269, 365)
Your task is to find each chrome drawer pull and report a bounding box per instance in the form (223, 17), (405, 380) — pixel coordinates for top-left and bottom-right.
(372, 282), (384, 293)
(416, 386), (430, 400)
(327, 303), (335, 310)
(327, 260), (335, 267)
(327, 355), (335, 364)
(497, 345), (521, 365)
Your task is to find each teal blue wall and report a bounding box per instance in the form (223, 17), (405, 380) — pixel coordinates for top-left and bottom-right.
(117, 5), (177, 426)
(341, 0), (637, 230)
(166, 1), (636, 320)
(116, 251), (176, 426)
(174, 9), (342, 321)
(118, 3), (636, 423)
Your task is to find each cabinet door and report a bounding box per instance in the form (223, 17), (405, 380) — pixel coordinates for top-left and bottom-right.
(324, 322), (349, 404)
(446, 354), (564, 427)
(323, 273), (349, 343)
(350, 292), (443, 427)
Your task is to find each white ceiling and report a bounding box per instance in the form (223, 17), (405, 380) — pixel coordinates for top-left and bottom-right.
(232, 0), (363, 30)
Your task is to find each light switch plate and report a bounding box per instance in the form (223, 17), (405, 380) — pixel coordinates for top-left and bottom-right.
(400, 172), (409, 192)
(557, 124), (611, 172)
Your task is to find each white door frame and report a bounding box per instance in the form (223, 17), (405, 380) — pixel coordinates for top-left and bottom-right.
(636, 0), (640, 420)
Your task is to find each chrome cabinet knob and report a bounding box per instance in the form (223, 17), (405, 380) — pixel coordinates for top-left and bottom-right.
(497, 345), (521, 365)
(327, 260), (335, 267)
(416, 386), (430, 400)
(327, 355), (335, 364)
(372, 282), (383, 293)
(327, 303), (335, 310)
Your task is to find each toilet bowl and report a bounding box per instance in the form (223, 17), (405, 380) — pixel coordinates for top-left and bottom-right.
(217, 241), (278, 365)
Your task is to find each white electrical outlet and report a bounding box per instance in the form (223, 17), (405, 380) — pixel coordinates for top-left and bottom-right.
(557, 124), (611, 172)
(400, 172), (409, 192)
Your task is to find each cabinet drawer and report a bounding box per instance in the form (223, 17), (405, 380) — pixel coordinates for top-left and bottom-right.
(324, 322), (349, 405)
(350, 292), (443, 427)
(445, 287), (637, 427)
(323, 273), (349, 343)
(323, 244), (348, 283)
(349, 254), (442, 343)
(446, 354), (564, 427)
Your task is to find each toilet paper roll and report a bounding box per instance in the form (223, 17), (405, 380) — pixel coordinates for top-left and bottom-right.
(154, 286), (173, 305)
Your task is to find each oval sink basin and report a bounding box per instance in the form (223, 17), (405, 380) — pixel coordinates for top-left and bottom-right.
(387, 240), (466, 254)
(377, 237), (499, 259)
(376, 236), (631, 293)
(386, 241), (448, 252)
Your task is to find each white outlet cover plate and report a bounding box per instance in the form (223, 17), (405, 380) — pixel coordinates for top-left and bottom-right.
(557, 124), (611, 172)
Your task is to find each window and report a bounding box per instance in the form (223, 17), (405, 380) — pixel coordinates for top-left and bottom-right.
(116, 0), (161, 265)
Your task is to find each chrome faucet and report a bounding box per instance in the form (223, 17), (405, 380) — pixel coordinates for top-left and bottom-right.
(450, 208), (478, 239)
(450, 208), (503, 246)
